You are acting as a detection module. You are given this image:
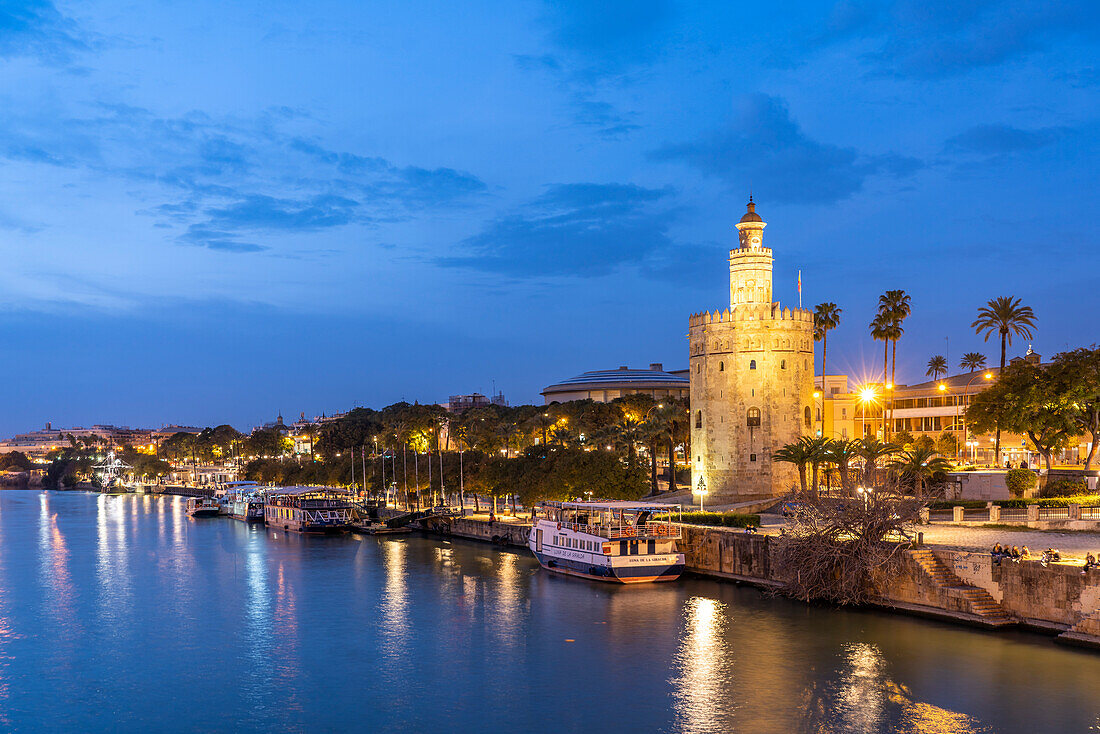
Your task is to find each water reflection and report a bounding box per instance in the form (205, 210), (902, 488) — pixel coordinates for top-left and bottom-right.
(672, 596), (730, 734)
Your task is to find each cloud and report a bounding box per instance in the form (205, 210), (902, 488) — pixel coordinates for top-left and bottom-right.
(570, 94), (639, 139)
(438, 182), (677, 277)
(0, 0), (87, 64)
(0, 105), (488, 254)
(944, 124), (1071, 156)
(804, 0), (1100, 78)
(651, 94), (921, 205)
(540, 0), (676, 74)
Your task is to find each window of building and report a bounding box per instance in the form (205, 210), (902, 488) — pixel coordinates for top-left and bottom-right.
(781, 359), (786, 369)
(804, 406), (812, 427)
(695, 411), (702, 428)
(841, 408), (847, 419)
(750, 453), (757, 462)
(747, 408), (761, 427)
(719, 361), (724, 371)
(749, 360), (756, 370)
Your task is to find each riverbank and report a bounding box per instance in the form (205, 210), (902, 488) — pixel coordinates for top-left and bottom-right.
(411, 513), (1100, 650)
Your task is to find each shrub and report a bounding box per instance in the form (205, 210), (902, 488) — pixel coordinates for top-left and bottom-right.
(1040, 477), (1088, 498)
(1004, 468), (1037, 498)
(678, 512), (760, 528)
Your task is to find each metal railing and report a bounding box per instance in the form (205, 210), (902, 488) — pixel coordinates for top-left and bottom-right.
(999, 508), (1028, 522)
(558, 520), (681, 540)
(1038, 507), (1069, 520)
(1081, 507), (1100, 521)
(962, 509), (988, 521)
(928, 510), (953, 522)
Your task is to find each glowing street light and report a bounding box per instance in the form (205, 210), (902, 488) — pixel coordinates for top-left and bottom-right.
(694, 475), (708, 512)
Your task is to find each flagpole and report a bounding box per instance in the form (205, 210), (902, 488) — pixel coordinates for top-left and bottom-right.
(798, 269), (802, 309)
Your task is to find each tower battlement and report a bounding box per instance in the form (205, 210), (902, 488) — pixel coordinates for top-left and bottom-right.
(688, 304), (814, 328)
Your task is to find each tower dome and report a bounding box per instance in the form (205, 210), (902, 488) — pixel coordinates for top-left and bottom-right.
(739, 197), (763, 224)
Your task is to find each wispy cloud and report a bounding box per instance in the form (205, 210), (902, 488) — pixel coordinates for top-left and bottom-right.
(0, 104), (488, 253)
(0, 0), (89, 65)
(650, 93), (921, 204)
(801, 0), (1100, 78)
(438, 182), (677, 278)
(944, 123), (1072, 156)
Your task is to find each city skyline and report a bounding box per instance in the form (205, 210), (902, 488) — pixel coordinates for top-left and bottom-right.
(1, 0), (1097, 436)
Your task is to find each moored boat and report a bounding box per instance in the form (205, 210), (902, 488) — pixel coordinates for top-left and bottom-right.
(264, 487), (353, 533)
(186, 497), (221, 517)
(528, 501), (685, 583)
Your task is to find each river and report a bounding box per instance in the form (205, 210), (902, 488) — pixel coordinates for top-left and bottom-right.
(0, 491), (1097, 733)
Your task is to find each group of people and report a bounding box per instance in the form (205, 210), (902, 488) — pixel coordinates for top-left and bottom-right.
(991, 543), (1030, 565)
(1081, 553), (1099, 574)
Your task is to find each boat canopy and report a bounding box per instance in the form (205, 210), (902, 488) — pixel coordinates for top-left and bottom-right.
(550, 500), (681, 512)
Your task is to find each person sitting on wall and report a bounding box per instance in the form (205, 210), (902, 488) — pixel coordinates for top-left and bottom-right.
(991, 544), (1004, 565)
(1019, 546), (1031, 560)
(1081, 553), (1096, 574)
(1009, 545), (1021, 561)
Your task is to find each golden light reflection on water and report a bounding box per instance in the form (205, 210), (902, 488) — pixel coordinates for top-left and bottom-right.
(380, 540), (409, 656)
(835, 643), (887, 732)
(272, 562), (302, 711)
(671, 596), (729, 734)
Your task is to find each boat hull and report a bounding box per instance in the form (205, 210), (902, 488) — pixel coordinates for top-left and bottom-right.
(188, 508), (221, 518)
(532, 551), (684, 584)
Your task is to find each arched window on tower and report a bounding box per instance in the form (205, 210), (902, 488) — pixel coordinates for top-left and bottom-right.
(695, 411), (702, 429)
(747, 408), (761, 427)
(749, 360), (757, 370)
(719, 361), (724, 372)
(781, 359), (786, 369)
(804, 406), (812, 427)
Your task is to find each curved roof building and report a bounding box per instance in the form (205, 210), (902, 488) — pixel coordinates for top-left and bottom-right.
(541, 363), (689, 405)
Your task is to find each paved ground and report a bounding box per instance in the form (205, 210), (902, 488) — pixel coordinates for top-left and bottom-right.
(911, 524), (1100, 556)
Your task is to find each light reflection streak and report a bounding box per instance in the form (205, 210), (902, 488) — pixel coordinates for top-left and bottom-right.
(272, 562), (302, 712)
(671, 596), (728, 734)
(0, 495), (15, 725)
(835, 643), (887, 732)
(491, 553), (520, 650)
(380, 540), (410, 661)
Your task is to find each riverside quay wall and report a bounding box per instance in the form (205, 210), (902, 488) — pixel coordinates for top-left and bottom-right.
(419, 517), (1100, 648)
(676, 525), (1100, 647)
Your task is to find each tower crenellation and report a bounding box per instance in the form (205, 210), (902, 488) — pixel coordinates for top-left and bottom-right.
(688, 199), (816, 502)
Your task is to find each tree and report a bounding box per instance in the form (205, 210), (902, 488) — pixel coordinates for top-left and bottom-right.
(966, 360), (1073, 476)
(972, 296), (1037, 463)
(888, 446), (953, 499)
(926, 355), (948, 381)
(960, 352), (987, 372)
(825, 439), (862, 497)
(870, 313), (891, 388)
(858, 439), (899, 489)
(814, 302), (842, 402)
(879, 290), (911, 439)
(773, 436), (830, 499)
(935, 431), (960, 459)
(1049, 347), (1100, 470)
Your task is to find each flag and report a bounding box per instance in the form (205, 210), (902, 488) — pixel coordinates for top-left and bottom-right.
(797, 270), (802, 307)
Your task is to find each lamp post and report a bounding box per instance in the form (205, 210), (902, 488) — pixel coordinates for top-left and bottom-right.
(858, 387), (877, 440)
(694, 476), (708, 512)
(813, 390), (823, 438)
(963, 372), (994, 466)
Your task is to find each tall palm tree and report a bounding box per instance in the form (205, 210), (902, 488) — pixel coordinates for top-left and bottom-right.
(972, 296), (1037, 464)
(773, 436), (829, 499)
(814, 301), (842, 388)
(879, 290), (911, 387)
(959, 352), (987, 373)
(870, 313), (891, 387)
(926, 355), (948, 381)
(888, 446), (953, 500)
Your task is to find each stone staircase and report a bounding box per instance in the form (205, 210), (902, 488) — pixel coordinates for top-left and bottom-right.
(908, 548), (1013, 625)
(1057, 609), (1100, 648)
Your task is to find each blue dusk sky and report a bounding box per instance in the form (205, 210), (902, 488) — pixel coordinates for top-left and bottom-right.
(0, 0), (1097, 435)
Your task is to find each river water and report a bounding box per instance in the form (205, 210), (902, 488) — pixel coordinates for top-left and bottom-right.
(1, 491), (1097, 733)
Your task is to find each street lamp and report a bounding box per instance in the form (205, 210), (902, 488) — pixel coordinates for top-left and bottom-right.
(858, 387), (878, 439)
(813, 390), (823, 438)
(694, 476), (708, 512)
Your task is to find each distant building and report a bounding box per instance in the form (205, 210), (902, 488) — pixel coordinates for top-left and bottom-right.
(447, 392), (508, 413)
(541, 364), (688, 405)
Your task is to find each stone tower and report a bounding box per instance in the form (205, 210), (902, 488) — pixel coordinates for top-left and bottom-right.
(688, 199), (815, 502)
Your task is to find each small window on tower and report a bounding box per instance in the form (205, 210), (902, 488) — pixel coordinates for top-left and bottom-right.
(719, 361), (724, 372)
(750, 453), (757, 462)
(804, 407), (812, 427)
(749, 360), (757, 370)
(695, 411), (702, 429)
(747, 408), (761, 427)
(781, 359), (786, 369)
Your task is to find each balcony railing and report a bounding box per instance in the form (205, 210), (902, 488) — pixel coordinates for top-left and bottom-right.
(558, 520), (682, 540)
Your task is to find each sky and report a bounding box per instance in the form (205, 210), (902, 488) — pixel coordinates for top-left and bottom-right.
(0, 0), (1097, 435)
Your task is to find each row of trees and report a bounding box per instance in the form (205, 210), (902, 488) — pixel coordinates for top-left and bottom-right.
(967, 346), (1100, 474)
(774, 436), (952, 500)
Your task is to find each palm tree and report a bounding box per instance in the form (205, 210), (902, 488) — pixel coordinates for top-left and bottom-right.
(825, 438), (863, 497)
(959, 352), (987, 373)
(926, 355), (948, 381)
(888, 446), (953, 499)
(972, 296), (1037, 463)
(773, 438), (821, 498)
(879, 290), (912, 388)
(814, 301), (842, 390)
(870, 313), (891, 387)
(859, 439), (900, 489)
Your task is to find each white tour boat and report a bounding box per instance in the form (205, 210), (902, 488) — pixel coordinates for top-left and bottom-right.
(528, 501), (685, 583)
(186, 497), (221, 517)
